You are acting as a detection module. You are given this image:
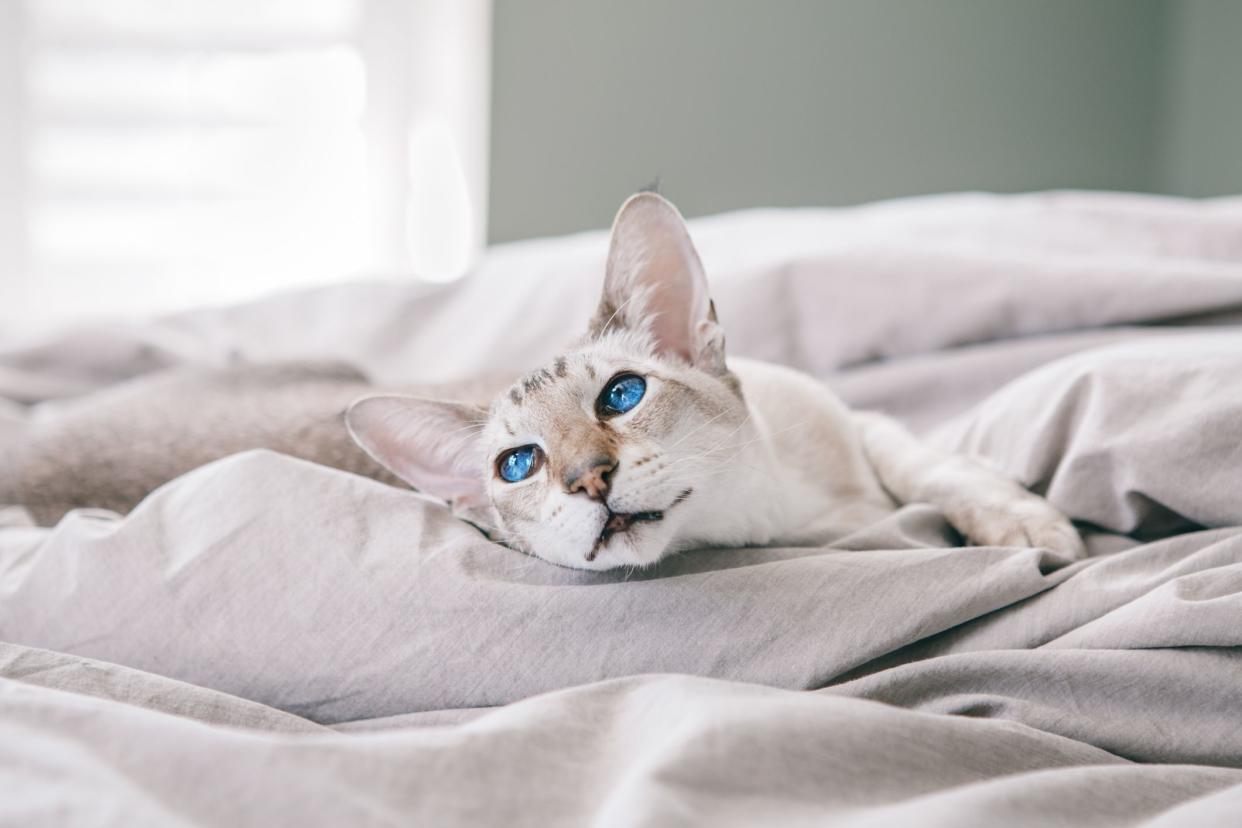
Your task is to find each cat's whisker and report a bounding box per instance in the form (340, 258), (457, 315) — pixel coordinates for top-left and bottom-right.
(655, 418), (814, 490)
(703, 418), (813, 459)
(658, 415), (756, 470)
(665, 408), (733, 450)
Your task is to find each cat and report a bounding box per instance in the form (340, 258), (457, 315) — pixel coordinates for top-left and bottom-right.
(2, 193), (1085, 570)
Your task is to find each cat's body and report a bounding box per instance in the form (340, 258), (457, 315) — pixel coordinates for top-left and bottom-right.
(1, 193), (1084, 568)
(4, 362), (398, 525)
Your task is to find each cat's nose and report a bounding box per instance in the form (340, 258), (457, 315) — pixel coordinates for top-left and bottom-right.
(565, 456), (617, 501)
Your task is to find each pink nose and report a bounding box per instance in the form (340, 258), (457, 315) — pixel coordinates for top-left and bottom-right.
(565, 458), (616, 501)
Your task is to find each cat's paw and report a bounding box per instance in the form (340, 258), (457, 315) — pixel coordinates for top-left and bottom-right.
(950, 492), (1086, 560)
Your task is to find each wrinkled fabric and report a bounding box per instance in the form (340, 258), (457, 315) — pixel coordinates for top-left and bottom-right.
(3, 191), (1242, 826)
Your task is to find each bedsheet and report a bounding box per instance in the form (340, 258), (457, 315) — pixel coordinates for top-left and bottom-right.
(3, 191), (1242, 826)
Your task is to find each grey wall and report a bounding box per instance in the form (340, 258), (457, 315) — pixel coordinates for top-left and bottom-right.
(488, 0), (1172, 242)
(1159, 0), (1242, 197)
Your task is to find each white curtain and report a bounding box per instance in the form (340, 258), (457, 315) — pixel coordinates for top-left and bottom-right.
(0, 0), (491, 334)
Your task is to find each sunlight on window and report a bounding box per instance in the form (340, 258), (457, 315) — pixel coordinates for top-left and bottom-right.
(29, 0), (360, 40)
(2, 0), (492, 333)
(407, 122), (474, 283)
(30, 47), (367, 124)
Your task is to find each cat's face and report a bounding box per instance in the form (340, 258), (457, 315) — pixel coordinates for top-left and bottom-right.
(477, 329), (747, 568)
(348, 193), (748, 570)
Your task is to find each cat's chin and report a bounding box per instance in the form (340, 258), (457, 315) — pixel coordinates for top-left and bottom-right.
(529, 489), (695, 571)
(540, 519), (676, 572)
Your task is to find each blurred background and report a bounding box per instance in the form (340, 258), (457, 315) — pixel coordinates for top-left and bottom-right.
(0, 0), (1239, 333)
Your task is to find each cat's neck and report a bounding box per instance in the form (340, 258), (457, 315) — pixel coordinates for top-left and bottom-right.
(710, 358), (896, 544)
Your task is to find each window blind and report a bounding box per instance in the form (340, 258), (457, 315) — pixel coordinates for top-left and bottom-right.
(1, 0), (491, 333)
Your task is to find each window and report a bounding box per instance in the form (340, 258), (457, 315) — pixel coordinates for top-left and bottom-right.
(0, 0), (491, 334)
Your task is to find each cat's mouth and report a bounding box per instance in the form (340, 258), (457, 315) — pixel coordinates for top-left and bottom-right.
(587, 488), (693, 561)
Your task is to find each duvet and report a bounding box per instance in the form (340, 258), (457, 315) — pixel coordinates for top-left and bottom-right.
(3, 191), (1242, 826)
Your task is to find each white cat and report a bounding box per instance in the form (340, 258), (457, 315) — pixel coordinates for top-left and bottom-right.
(347, 193), (1085, 569)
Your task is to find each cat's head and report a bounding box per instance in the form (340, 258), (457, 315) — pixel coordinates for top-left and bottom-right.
(347, 193), (751, 570)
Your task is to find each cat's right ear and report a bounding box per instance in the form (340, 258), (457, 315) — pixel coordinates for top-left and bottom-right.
(345, 395), (496, 528)
(589, 192), (727, 375)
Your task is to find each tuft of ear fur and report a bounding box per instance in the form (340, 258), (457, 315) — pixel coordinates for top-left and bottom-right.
(345, 395), (496, 528)
(589, 192), (727, 374)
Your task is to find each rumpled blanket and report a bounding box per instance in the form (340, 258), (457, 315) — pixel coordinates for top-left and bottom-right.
(3, 191), (1242, 826)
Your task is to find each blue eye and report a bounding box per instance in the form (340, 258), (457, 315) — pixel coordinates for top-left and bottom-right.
(599, 374), (646, 416)
(497, 445), (542, 483)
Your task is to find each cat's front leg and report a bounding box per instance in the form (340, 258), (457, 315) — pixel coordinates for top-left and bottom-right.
(853, 411), (1086, 560)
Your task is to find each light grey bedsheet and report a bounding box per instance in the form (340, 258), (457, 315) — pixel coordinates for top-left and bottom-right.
(3, 191), (1242, 826)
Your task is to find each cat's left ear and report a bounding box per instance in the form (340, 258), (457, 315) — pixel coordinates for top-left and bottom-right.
(345, 394), (499, 533)
(590, 192), (727, 374)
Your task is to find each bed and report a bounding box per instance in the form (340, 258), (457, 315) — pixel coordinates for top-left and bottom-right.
(3, 191), (1242, 826)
